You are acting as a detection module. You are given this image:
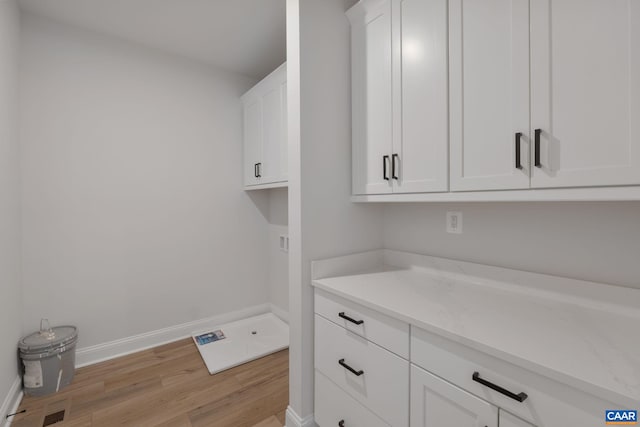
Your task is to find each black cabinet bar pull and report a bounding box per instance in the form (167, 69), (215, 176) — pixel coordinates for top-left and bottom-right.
(254, 163), (259, 178)
(472, 372), (528, 402)
(383, 155), (390, 181)
(256, 162), (262, 178)
(338, 359), (364, 377)
(392, 153), (399, 180)
(534, 129), (542, 168)
(515, 132), (523, 170)
(338, 312), (364, 325)
(338, 421), (345, 427)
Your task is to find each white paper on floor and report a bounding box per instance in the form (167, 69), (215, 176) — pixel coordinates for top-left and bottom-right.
(192, 312), (289, 375)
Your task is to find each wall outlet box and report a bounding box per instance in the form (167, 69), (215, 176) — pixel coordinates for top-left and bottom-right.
(446, 211), (463, 234)
(279, 235), (289, 252)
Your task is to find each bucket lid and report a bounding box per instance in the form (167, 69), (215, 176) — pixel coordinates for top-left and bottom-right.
(19, 325), (78, 353)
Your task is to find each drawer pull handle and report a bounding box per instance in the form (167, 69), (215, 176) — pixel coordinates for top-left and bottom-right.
(383, 155), (390, 181)
(392, 153), (399, 180)
(472, 372), (528, 402)
(338, 421), (345, 427)
(338, 358), (364, 376)
(534, 129), (542, 168)
(338, 312), (364, 325)
(515, 132), (523, 170)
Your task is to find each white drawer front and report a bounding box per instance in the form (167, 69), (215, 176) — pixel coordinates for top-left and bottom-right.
(314, 288), (409, 358)
(315, 314), (409, 427)
(411, 327), (612, 427)
(315, 371), (390, 427)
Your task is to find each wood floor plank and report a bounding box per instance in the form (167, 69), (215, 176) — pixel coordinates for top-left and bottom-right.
(12, 340), (289, 427)
(275, 409), (286, 425)
(252, 415), (283, 427)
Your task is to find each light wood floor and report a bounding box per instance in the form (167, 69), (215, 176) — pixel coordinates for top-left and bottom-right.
(12, 339), (288, 427)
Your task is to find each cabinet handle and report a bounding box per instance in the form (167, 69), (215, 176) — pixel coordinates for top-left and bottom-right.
(254, 163), (259, 178)
(472, 372), (528, 402)
(256, 162), (262, 178)
(338, 359), (364, 377)
(392, 154), (399, 180)
(515, 132), (523, 170)
(534, 129), (542, 168)
(383, 155), (390, 181)
(338, 312), (364, 325)
(338, 421), (345, 427)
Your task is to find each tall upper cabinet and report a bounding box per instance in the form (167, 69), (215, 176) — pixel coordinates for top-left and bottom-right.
(347, 0), (449, 195)
(348, 0), (640, 200)
(242, 62), (288, 190)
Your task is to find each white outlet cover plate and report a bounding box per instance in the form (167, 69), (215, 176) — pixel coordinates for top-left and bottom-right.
(446, 211), (463, 234)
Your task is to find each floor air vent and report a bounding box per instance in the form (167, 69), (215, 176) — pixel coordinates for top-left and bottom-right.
(42, 410), (65, 426)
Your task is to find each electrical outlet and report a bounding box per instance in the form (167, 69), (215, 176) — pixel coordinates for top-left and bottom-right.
(446, 211), (463, 234)
(279, 235), (289, 252)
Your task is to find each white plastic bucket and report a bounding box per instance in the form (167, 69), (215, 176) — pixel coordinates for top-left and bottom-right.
(18, 320), (78, 397)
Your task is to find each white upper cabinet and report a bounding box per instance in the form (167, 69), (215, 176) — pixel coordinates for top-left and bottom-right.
(349, 0), (640, 200)
(449, 0), (531, 191)
(348, 0), (449, 195)
(530, 0), (640, 188)
(243, 98), (263, 186)
(242, 62), (287, 189)
(397, 0), (449, 193)
(349, 0), (394, 195)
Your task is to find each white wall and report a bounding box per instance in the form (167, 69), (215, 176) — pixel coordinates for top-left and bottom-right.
(19, 14), (271, 349)
(287, 0), (383, 421)
(268, 188), (288, 315)
(383, 202), (640, 288)
(0, 0), (22, 414)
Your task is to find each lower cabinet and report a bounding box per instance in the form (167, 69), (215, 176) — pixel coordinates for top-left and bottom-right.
(410, 365), (536, 427)
(314, 314), (409, 427)
(500, 410), (536, 427)
(315, 371), (390, 427)
(410, 364), (498, 427)
(313, 289), (618, 427)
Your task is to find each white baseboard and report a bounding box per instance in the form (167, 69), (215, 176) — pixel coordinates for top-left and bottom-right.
(76, 303), (272, 367)
(1, 376), (23, 427)
(285, 406), (316, 427)
(270, 303), (289, 324)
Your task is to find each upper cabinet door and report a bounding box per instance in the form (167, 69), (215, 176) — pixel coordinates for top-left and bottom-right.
(349, 0), (394, 195)
(261, 85), (284, 184)
(395, 0), (449, 193)
(280, 81), (288, 181)
(241, 63), (287, 189)
(449, 0), (531, 191)
(244, 99), (263, 186)
(530, 0), (640, 188)
(410, 365), (498, 427)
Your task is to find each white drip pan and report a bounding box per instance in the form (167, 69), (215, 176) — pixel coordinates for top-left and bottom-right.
(192, 312), (289, 375)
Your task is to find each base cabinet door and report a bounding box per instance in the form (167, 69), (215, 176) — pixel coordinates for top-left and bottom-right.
(315, 371), (390, 427)
(530, 0), (640, 188)
(410, 365), (498, 427)
(500, 410), (536, 427)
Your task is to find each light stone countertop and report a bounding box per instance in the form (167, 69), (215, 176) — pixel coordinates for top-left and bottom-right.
(311, 250), (640, 408)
